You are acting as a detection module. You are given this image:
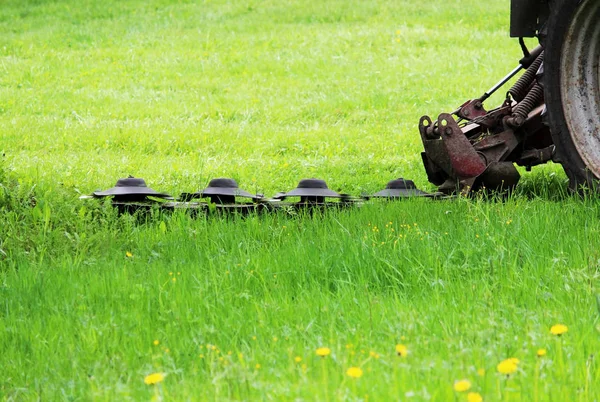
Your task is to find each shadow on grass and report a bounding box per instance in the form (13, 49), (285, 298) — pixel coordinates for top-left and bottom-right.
(513, 170), (572, 201)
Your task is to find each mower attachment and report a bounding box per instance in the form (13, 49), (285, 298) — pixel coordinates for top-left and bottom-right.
(418, 46), (554, 195)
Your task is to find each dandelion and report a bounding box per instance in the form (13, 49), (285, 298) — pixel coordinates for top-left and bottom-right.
(508, 358), (520, 365)
(395, 344), (408, 357)
(497, 359), (518, 375)
(295, 356), (302, 363)
(125, 251), (133, 258)
(477, 368), (486, 377)
(537, 348), (547, 357)
(453, 379), (471, 392)
(255, 363), (261, 369)
(467, 392), (483, 402)
(346, 366), (364, 378)
(144, 372), (165, 385)
(273, 337), (278, 342)
(550, 324), (568, 336)
(316, 347), (331, 357)
(172, 277), (176, 282)
(153, 340), (159, 346)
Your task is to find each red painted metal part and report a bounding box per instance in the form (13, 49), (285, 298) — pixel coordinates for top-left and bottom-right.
(437, 113), (487, 179)
(457, 99), (488, 120)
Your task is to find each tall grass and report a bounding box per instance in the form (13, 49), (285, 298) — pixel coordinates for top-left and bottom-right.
(1, 0), (599, 400)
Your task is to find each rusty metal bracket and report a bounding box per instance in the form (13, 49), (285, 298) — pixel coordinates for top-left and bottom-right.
(457, 99), (488, 120)
(438, 113), (487, 179)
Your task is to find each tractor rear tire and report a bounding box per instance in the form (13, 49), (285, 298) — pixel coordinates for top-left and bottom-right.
(544, 0), (600, 190)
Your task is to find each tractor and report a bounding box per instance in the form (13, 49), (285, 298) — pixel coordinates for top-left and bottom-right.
(419, 0), (599, 194)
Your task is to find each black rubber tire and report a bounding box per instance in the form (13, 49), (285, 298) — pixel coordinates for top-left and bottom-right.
(544, 0), (599, 190)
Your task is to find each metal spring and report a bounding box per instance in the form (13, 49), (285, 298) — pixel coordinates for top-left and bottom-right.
(508, 51), (544, 102)
(513, 82), (544, 119)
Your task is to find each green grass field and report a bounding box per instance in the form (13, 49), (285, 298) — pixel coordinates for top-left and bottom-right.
(1, 0), (599, 400)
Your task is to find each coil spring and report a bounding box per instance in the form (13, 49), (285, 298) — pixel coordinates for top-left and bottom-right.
(513, 82), (544, 119)
(508, 51), (544, 102)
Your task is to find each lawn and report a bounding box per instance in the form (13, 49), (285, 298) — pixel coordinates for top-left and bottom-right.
(1, 0), (599, 400)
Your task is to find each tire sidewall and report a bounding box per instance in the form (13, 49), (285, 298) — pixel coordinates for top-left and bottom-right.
(544, 0), (597, 188)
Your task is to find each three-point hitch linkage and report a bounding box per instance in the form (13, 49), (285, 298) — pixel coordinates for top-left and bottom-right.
(419, 44), (556, 195)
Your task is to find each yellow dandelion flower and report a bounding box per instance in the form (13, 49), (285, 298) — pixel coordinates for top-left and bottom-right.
(369, 351), (377, 357)
(153, 340), (159, 346)
(453, 379), (471, 392)
(316, 347), (331, 357)
(537, 348), (547, 357)
(255, 363), (261, 369)
(144, 372), (165, 385)
(172, 277), (176, 282)
(497, 359), (518, 375)
(346, 366), (364, 378)
(467, 392), (483, 402)
(125, 251), (133, 258)
(295, 356), (302, 363)
(477, 368), (486, 377)
(550, 324), (568, 336)
(395, 344), (408, 357)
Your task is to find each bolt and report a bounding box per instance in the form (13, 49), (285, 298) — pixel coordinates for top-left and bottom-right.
(445, 127), (453, 136)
